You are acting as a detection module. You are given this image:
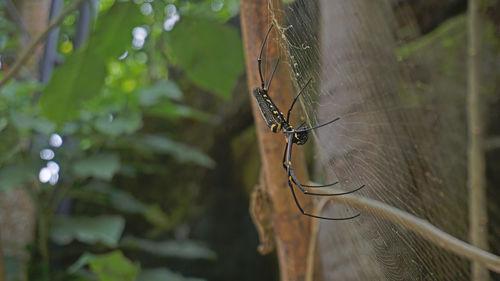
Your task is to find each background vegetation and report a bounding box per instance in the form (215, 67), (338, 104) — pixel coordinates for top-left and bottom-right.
(0, 0), (274, 280)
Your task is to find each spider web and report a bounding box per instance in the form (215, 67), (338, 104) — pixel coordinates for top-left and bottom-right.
(263, 0), (484, 280)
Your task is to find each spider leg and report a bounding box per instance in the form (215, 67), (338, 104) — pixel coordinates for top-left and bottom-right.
(301, 181), (340, 188)
(281, 127), (342, 189)
(285, 134), (360, 220)
(282, 137), (288, 170)
(286, 177), (360, 220)
(284, 117), (340, 134)
(296, 121), (306, 129)
(282, 144), (339, 188)
(286, 78), (312, 123)
(258, 24), (274, 89)
(289, 167), (365, 195)
(266, 58), (280, 92)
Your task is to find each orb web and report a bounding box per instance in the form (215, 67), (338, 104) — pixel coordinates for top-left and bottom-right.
(265, 0), (473, 280)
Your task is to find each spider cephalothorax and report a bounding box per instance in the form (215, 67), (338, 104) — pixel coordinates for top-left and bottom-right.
(291, 130), (308, 145)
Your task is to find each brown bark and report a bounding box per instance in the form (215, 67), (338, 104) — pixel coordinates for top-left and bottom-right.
(17, 0), (52, 74)
(240, 1), (313, 280)
(0, 189), (36, 281)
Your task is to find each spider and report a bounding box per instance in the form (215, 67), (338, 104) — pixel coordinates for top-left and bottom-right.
(252, 24), (365, 220)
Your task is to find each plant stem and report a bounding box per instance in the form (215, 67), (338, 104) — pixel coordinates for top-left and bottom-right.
(467, 0), (489, 280)
(316, 191), (500, 273)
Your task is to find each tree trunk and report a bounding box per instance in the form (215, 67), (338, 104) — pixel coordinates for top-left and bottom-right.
(0, 0), (51, 279)
(17, 0), (52, 74)
(241, 0), (314, 280)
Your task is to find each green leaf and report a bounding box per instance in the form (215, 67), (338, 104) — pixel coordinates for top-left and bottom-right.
(136, 268), (205, 281)
(108, 188), (147, 214)
(72, 153), (120, 180)
(80, 182), (147, 213)
(90, 2), (141, 58)
(142, 204), (169, 228)
(40, 48), (106, 122)
(146, 102), (213, 122)
(40, 2), (141, 123)
(94, 113), (143, 136)
(69, 251), (139, 281)
(0, 164), (36, 191)
(138, 80), (183, 106)
(1, 80), (41, 101)
(165, 17), (244, 98)
(186, 0), (239, 23)
(138, 135), (215, 168)
(77, 183), (170, 227)
(121, 236), (216, 260)
(50, 215), (125, 247)
(68, 252), (96, 274)
(10, 111), (55, 135)
(89, 251), (139, 281)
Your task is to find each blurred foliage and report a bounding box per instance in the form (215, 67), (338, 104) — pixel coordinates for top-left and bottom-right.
(121, 236), (216, 260)
(0, 0), (260, 280)
(40, 2), (141, 122)
(164, 16), (244, 98)
(69, 251), (140, 281)
(50, 215), (125, 247)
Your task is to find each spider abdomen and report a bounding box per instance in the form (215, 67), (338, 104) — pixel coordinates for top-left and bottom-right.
(253, 87), (286, 133)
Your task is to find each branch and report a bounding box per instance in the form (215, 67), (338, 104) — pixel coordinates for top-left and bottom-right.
(467, 0), (489, 279)
(314, 191), (500, 273)
(0, 0), (87, 89)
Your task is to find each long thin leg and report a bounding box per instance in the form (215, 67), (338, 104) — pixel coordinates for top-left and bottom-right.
(289, 167), (365, 196)
(301, 181), (340, 188)
(285, 135), (360, 220)
(287, 153), (365, 195)
(282, 137), (288, 170)
(265, 58), (280, 91)
(258, 24), (274, 89)
(287, 179), (360, 220)
(286, 78), (312, 123)
(284, 117), (340, 134)
(282, 136), (338, 188)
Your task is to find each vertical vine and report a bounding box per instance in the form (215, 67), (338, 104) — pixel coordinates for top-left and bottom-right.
(467, 0), (489, 280)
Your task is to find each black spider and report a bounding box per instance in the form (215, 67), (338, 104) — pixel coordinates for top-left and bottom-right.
(252, 24), (364, 220)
